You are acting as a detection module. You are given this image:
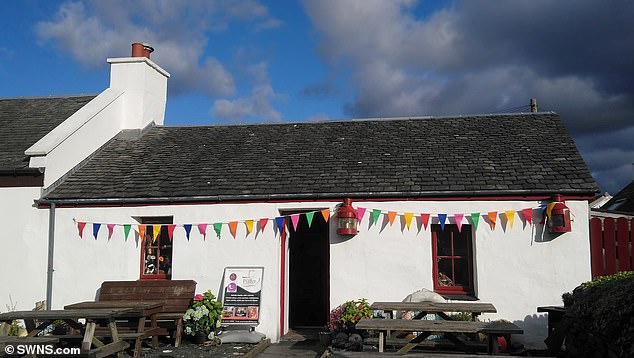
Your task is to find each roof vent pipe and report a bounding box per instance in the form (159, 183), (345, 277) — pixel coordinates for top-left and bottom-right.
(131, 42), (154, 59)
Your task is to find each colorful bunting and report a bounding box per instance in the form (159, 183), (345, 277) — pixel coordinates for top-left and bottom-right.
(290, 214), (300, 231)
(153, 225), (161, 242)
(372, 209), (381, 225)
(420, 214), (430, 230)
(93, 223), (101, 240)
(546, 203), (557, 219)
(107, 224), (115, 240)
(245, 220), (254, 236)
(539, 205), (547, 224)
(77, 222), (86, 239)
(356, 207), (366, 222)
(198, 224), (208, 240)
(387, 211), (397, 226)
(438, 214), (447, 231)
(138, 225), (146, 241)
(228, 221), (238, 239)
(454, 214), (464, 233)
(123, 224), (131, 241)
(184, 224), (192, 241)
(259, 218), (268, 232)
(403, 212), (413, 230)
(167, 225), (176, 241)
(213, 223), (222, 239)
(487, 212), (497, 230)
(321, 209), (330, 223)
(505, 210), (515, 229)
(470, 213), (480, 231)
(305, 212), (315, 228)
(521, 208), (533, 226)
(275, 217), (285, 235)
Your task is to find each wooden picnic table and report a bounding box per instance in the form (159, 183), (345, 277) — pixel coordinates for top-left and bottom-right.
(0, 308), (132, 358)
(65, 300), (163, 357)
(371, 301), (497, 321)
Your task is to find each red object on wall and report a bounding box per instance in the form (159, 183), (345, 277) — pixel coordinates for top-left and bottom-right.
(131, 42), (154, 58)
(548, 194), (571, 233)
(336, 198), (358, 235)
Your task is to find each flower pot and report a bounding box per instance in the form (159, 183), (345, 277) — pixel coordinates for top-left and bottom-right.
(193, 332), (207, 344)
(319, 331), (332, 346)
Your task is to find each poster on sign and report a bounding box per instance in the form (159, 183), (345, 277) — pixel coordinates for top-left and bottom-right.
(221, 267), (264, 325)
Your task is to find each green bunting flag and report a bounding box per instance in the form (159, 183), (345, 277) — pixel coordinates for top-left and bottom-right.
(123, 224), (131, 241)
(213, 223), (222, 239)
(372, 209), (381, 225)
(471, 213), (480, 231)
(305, 211), (315, 228)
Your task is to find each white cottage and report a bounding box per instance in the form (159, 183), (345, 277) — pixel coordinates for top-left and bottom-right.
(0, 46), (599, 347)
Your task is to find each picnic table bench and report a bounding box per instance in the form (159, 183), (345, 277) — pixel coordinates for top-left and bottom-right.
(371, 301), (497, 321)
(0, 336), (60, 358)
(96, 280), (196, 347)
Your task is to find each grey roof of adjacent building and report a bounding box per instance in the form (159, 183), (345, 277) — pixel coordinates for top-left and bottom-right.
(42, 112), (599, 203)
(0, 95), (95, 173)
(599, 180), (634, 214)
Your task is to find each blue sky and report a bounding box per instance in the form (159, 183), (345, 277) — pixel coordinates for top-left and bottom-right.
(0, 0), (633, 194)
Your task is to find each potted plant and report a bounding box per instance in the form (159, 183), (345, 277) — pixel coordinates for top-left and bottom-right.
(326, 298), (373, 349)
(183, 290), (223, 344)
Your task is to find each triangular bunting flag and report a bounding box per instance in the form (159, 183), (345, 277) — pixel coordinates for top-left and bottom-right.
(107, 224), (115, 240)
(521, 208), (533, 226)
(123, 224), (131, 241)
(421, 214), (430, 230)
(290, 214), (300, 231)
(184, 224), (192, 241)
(93, 223), (101, 240)
(488, 212), (497, 230)
(228, 222), (238, 239)
(77, 222), (86, 239)
(356, 207), (366, 222)
(305, 212), (315, 228)
(403, 212), (413, 230)
(470, 213), (480, 231)
(198, 224), (208, 240)
(438, 214), (447, 231)
(167, 225), (176, 241)
(539, 205), (547, 224)
(505, 210), (515, 229)
(321, 209), (330, 223)
(213, 223), (222, 239)
(387, 211), (397, 226)
(138, 225), (146, 241)
(245, 220), (254, 236)
(153, 225), (161, 243)
(372, 209), (381, 225)
(275, 217), (285, 235)
(454, 214), (464, 233)
(259, 218), (268, 233)
(546, 203), (557, 219)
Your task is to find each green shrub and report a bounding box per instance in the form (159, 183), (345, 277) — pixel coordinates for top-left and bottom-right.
(563, 271), (634, 358)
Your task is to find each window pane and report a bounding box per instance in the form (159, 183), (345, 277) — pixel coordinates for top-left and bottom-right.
(437, 230), (453, 256)
(454, 258), (470, 287)
(437, 258), (454, 287)
(453, 227), (471, 256)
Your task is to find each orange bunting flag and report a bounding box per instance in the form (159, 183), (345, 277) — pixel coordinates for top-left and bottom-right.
(546, 203), (557, 219)
(403, 212), (413, 230)
(521, 208), (533, 225)
(487, 212), (497, 230)
(228, 221), (238, 239)
(505, 211), (515, 229)
(245, 220), (254, 236)
(167, 225), (176, 241)
(138, 225), (146, 241)
(153, 225), (161, 242)
(321, 209), (330, 222)
(387, 211), (397, 226)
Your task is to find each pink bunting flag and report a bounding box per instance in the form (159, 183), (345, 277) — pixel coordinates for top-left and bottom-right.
(77, 222), (86, 239)
(167, 225), (176, 241)
(290, 214), (300, 231)
(198, 224), (208, 240)
(420, 214), (431, 230)
(356, 207), (366, 222)
(107, 224), (116, 240)
(454, 214), (464, 233)
(521, 208), (533, 226)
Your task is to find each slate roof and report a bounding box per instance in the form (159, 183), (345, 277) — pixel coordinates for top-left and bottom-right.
(0, 95), (95, 173)
(601, 180), (634, 213)
(43, 112), (599, 203)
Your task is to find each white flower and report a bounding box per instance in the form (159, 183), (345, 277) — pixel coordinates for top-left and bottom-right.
(185, 327), (192, 335)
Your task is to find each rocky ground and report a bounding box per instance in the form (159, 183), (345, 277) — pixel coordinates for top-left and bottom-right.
(122, 339), (264, 358)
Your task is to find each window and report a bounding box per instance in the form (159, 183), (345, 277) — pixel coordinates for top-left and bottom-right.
(431, 224), (474, 295)
(139, 216), (173, 280)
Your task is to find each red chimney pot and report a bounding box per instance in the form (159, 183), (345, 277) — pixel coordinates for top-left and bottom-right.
(131, 43), (154, 59)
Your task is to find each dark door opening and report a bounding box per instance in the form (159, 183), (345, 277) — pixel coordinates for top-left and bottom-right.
(288, 211), (330, 328)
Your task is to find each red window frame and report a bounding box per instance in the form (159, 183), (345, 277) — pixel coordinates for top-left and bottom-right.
(431, 224), (474, 295)
(139, 216), (173, 280)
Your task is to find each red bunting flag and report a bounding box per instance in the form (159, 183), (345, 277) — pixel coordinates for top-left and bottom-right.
(521, 208), (533, 225)
(77, 222), (86, 238)
(107, 224), (115, 240)
(259, 218), (268, 232)
(487, 212), (497, 230)
(167, 225), (176, 241)
(228, 222), (238, 239)
(321, 209), (330, 222)
(420, 214), (430, 230)
(387, 211), (397, 225)
(290, 214), (300, 231)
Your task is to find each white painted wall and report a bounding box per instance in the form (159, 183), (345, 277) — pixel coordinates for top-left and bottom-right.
(0, 187), (49, 311)
(46, 199), (590, 347)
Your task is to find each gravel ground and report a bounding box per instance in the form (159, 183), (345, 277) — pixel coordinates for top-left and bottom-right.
(124, 339), (261, 358)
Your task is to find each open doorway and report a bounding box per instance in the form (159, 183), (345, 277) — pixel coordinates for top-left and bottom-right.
(287, 211), (330, 329)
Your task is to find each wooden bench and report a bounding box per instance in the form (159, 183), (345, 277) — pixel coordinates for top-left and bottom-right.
(356, 318), (523, 354)
(98, 280), (196, 347)
(0, 336), (60, 358)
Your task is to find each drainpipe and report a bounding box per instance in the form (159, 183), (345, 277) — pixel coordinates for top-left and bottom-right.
(46, 202), (55, 310)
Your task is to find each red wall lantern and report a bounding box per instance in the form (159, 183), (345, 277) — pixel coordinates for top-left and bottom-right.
(548, 194), (572, 233)
(336, 198), (358, 235)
